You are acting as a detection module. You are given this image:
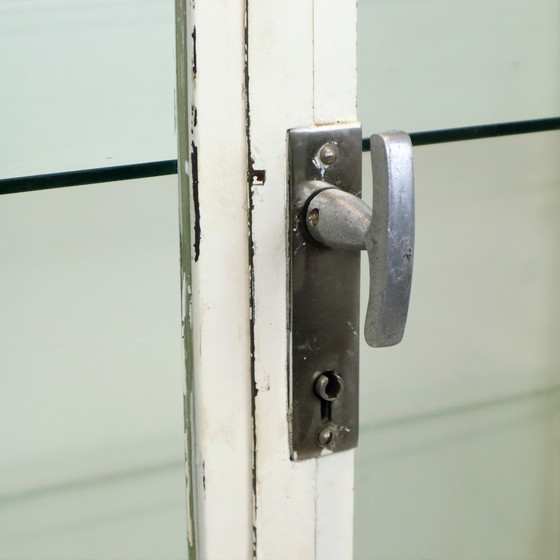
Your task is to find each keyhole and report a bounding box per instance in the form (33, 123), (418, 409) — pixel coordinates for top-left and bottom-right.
(314, 371), (344, 422)
(314, 370), (344, 401)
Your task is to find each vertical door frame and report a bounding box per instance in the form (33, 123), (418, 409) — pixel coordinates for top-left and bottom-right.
(175, 0), (358, 557)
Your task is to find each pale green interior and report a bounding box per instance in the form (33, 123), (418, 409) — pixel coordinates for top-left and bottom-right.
(1, 0), (559, 558)
(355, 1), (560, 555)
(358, 0), (560, 132)
(355, 135), (560, 559)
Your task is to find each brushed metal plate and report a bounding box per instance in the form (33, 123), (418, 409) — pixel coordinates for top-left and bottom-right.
(288, 124), (362, 460)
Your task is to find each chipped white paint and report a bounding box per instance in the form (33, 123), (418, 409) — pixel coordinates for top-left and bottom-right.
(248, 0), (357, 557)
(247, 0), (316, 557)
(176, 0), (253, 557)
(313, 0), (358, 125)
(316, 451), (355, 559)
(177, 0), (358, 556)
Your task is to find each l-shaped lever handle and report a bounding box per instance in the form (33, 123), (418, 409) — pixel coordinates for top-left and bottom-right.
(304, 131), (415, 347)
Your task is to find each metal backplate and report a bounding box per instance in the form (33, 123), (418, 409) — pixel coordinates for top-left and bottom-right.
(288, 124), (362, 460)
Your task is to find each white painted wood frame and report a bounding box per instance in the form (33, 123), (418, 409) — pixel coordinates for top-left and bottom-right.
(175, 0), (358, 557)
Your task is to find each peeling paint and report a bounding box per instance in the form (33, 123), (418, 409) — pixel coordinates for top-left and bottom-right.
(191, 27), (197, 82)
(244, 2), (258, 557)
(190, 141), (201, 261)
(176, 0), (198, 553)
(191, 104), (198, 128)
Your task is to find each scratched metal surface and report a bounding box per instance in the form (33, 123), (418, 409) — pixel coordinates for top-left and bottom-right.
(289, 125), (362, 459)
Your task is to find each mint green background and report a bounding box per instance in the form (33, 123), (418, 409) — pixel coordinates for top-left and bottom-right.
(1, 0), (559, 558)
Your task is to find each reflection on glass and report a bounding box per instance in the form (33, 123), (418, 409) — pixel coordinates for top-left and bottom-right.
(0, 177), (187, 558)
(358, 0), (560, 133)
(355, 133), (560, 559)
(0, 0), (176, 180)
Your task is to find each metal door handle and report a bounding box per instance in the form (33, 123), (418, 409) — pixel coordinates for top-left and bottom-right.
(288, 124), (413, 459)
(304, 131), (415, 347)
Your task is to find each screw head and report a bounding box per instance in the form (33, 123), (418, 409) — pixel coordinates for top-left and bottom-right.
(308, 207), (319, 227)
(318, 143), (339, 166)
(317, 425), (335, 447)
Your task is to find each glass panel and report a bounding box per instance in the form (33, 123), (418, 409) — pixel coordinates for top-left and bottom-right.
(355, 133), (560, 559)
(0, 177), (187, 559)
(358, 0), (560, 133)
(0, 0), (176, 180)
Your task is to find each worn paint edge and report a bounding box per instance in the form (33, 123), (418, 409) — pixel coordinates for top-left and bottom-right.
(243, 0), (270, 554)
(175, 0), (198, 556)
(243, 1), (258, 556)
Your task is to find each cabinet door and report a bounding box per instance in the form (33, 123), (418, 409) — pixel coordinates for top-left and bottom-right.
(177, 0), (560, 558)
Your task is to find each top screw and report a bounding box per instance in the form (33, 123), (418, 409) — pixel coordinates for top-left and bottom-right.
(318, 143), (339, 166)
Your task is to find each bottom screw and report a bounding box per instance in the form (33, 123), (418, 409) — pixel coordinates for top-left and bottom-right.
(317, 425), (335, 447)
